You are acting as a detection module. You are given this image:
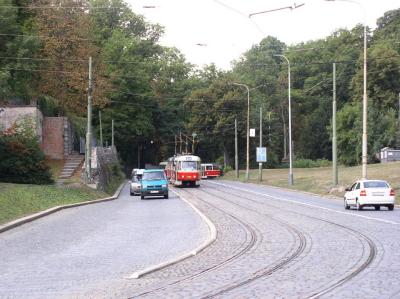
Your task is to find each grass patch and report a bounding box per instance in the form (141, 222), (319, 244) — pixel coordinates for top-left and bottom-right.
(46, 159), (64, 180)
(223, 161), (400, 204)
(0, 183), (109, 225)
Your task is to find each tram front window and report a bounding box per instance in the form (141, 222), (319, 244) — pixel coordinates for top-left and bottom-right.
(181, 161), (198, 171)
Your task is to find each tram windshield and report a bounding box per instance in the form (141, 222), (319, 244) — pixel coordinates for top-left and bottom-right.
(181, 161), (198, 171)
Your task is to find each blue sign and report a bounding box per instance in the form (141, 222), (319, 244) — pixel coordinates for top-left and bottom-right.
(256, 147), (267, 162)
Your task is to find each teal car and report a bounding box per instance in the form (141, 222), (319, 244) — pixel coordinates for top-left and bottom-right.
(140, 169), (169, 199)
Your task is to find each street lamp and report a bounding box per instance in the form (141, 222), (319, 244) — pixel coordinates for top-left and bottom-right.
(274, 54), (294, 185)
(231, 82), (250, 182)
(325, 0), (368, 179)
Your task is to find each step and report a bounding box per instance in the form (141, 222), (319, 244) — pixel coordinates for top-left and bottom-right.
(64, 163), (81, 168)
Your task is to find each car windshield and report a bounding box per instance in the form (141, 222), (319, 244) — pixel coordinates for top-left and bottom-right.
(363, 181), (388, 188)
(142, 171), (165, 180)
(181, 161), (198, 170)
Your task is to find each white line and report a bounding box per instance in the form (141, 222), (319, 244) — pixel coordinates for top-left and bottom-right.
(207, 181), (399, 226)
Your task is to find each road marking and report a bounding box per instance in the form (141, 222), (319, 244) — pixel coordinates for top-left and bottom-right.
(207, 181), (399, 225)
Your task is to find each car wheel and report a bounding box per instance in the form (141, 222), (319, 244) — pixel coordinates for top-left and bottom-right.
(356, 200), (363, 211)
(130, 192), (133, 196)
(164, 194), (169, 199)
(141, 195), (144, 200)
(344, 198), (350, 210)
(388, 204), (394, 211)
(374, 206), (380, 211)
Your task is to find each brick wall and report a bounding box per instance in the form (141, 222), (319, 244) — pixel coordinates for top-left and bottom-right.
(42, 117), (65, 159)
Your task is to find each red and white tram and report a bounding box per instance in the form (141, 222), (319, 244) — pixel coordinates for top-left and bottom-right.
(201, 163), (221, 179)
(166, 154), (201, 187)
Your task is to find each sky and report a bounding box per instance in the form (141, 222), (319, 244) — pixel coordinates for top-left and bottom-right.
(127, 0), (400, 70)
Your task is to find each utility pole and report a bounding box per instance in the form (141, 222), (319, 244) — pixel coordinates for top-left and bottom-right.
(138, 145), (141, 168)
(111, 119), (114, 147)
(235, 118), (239, 178)
(192, 135), (195, 154)
(179, 131), (182, 154)
(99, 110), (103, 147)
(268, 111), (272, 144)
(398, 92), (400, 122)
(185, 136), (188, 153)
(85, 56), (93, 184)
(259, 107), (263, 182)
(332, 63), (338, 186)
(174, 134), (177, 155)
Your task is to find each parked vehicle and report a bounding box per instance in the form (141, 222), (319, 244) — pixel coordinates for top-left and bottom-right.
(165, 154), (201, 187)
(130, 175), (141, 196)
(201, 163), (221, 179)
(344, 179), (395, 211)
(140, 169), (169, 199)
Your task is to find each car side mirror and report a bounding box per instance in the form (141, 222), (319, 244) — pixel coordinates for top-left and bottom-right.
(345, 187), (351, 191)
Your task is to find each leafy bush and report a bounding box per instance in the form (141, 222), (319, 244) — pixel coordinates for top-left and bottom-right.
(222, 165), (232, 175)
(103, 162), (125, 194)
(293, 158), (331, 168)
(0, 117), (53, 184)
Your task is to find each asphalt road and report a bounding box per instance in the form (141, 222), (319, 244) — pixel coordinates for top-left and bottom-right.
(1, 180), (400, 298)
(0, 183), (208, 299)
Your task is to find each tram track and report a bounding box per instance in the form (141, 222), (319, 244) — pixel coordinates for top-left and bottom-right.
(204, 181), (378, 298)
(129, 187), (260, 298)
(195, 186), (308, 298)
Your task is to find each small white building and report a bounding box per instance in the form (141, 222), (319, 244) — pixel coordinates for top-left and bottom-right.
(380, 147), (400, 163)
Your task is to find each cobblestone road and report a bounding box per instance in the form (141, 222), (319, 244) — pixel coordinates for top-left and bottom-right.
(1, 180), (400, 298)
(112, 180), (400, 299)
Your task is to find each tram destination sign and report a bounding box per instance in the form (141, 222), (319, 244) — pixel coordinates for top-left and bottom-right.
(256, 147), (267, 163)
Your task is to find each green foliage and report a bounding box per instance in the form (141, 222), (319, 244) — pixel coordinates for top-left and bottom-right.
(2, 0), (400, 173)
(0, 117), (53, 184)
(293, 159), (331, 168)
(103, 162), (125, 194)
(336, 103), (362, 166)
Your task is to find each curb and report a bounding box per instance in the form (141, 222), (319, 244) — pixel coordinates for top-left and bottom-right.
(0, 181), (126, 234)
(128, 188), (217, 279)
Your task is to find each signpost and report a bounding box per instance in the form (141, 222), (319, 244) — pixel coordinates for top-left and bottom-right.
(257, 147), (267, 183)
(256, 147), (267, 163)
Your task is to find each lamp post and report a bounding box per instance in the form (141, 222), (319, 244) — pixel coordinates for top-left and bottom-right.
(274, 54), (294, 185)
(232, 82), (250, 182)
(325, 0), (368, 179)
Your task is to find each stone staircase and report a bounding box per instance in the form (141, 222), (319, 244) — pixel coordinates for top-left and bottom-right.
(59, 154), (84, 179)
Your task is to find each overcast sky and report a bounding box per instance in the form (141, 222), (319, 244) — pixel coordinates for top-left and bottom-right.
(127, 0), (400, 70)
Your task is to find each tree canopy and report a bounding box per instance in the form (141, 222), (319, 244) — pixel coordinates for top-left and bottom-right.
(1, 1), (399, 172)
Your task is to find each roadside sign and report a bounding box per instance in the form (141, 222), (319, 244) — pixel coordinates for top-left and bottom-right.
(257, 147), (267, 162)
(250, 128), (256, 137)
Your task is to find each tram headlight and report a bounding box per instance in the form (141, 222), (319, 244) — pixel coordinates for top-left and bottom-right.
(162, 184), (167, 188)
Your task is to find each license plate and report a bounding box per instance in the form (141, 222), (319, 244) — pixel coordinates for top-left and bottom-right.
(372, 192), (384, 196)
(150, 191), (159, 194)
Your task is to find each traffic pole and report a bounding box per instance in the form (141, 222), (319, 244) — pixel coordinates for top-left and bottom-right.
(259, 107), (263, 182)
(235, 118), (239, 178)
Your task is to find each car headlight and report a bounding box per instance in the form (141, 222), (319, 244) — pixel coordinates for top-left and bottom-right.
(162, 184), (167, 188)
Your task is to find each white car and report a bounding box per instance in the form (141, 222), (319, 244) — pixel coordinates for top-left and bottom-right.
(130, 175), (141, 196)
(344, 179), (395, 211)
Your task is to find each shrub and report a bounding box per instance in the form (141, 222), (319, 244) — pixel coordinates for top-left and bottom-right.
(102, 162), (125, 194)
(293, 158), (331, 168)
(0, 117), (53, 184)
